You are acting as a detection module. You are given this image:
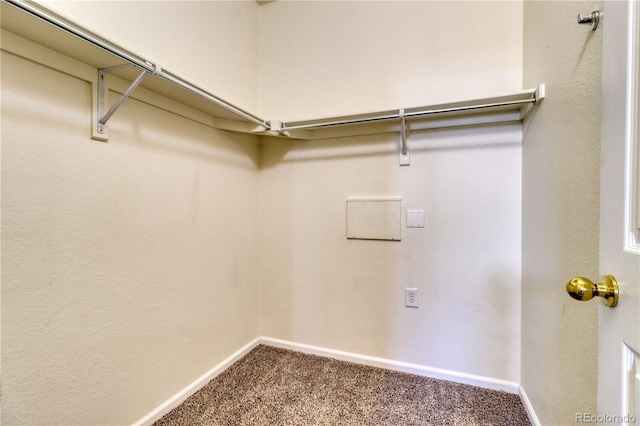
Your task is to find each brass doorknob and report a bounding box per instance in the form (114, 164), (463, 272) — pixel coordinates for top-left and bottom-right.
(566, 275), (619, 307)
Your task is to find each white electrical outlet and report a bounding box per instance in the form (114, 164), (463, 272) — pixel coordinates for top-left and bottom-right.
(405, 288), (418, 308)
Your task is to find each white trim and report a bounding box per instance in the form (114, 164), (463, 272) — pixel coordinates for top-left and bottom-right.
(260, 337), (520, 394)
(625, 0), (640, 253)
(134, 336), (524, 425)
(518, 385), (542, 426)
(132, 337), (261, 426)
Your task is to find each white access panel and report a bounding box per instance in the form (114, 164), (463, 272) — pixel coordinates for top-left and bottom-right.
(346, 198), (402, 241)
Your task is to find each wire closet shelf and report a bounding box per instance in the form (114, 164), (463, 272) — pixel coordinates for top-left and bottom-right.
(2, 0), (544, 146)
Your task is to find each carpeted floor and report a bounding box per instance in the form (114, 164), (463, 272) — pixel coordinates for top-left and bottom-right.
(154, 345), (531, 425)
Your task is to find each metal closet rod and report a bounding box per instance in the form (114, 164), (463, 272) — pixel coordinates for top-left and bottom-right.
(3, 0), (270, 130)
(281, 96), (538, 133)
(5, 0), (543, 137)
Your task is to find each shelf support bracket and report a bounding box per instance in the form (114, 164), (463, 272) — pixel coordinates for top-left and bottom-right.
(534, 83), (546, 104)
(399, 108), (410, 166)
(96, 62), (162, 139)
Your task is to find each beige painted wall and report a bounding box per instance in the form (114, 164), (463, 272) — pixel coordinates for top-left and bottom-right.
(2, 1), (530, 424)
(2, 3), (262, 423)
(1, 37), (260, 426)
(259, 127), (523, 382)
(258, 0), (523, 121)
(258, 1), (523, 383)
(521, 0), (603, 424)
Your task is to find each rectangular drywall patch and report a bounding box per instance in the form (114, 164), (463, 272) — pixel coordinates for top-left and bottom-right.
(346, 198), (402, 241)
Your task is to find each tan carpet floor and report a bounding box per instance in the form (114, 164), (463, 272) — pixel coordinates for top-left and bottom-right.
(154, 345), (531, 425)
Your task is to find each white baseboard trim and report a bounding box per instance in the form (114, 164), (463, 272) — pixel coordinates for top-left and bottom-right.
(518, 385), (541, 426)
(133, 337), (261, 426)
(134, 336), (524, 425)
(260, 337), (520, 394)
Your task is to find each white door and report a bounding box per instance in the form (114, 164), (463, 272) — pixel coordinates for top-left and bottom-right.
(599, 0), (640, 423)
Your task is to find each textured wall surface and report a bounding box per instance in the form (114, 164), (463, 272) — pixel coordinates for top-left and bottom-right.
(257, 0), (523, 383)
(2, 1), (528, 424)
(521, 0), (603, 423)
(259, 126), (523, 382)
(1, 49), (260, 425)
(258, 1), (523, 121)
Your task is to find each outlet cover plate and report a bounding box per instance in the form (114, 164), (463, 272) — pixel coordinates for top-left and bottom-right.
(406, 210), (425, 228)
(405, 288), (418, 308)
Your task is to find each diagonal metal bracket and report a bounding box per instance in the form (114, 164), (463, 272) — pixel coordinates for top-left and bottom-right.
(96, 62), (162, 136)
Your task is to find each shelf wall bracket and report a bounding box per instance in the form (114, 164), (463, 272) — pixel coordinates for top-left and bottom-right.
(96, 62), (161, 140)
(534, 83), (546, 104)
(399, 108), (410, 166)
